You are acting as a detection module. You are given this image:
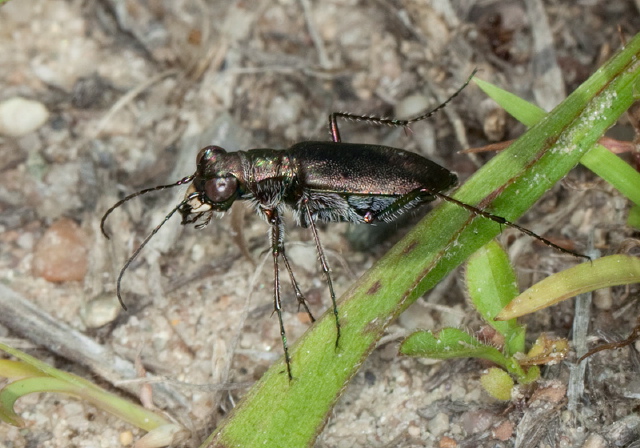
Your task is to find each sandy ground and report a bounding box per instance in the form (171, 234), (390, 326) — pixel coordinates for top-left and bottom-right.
(1, 1), (639, 447)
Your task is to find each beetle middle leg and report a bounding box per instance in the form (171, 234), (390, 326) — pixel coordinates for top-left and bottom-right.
(266, 208), (317, 379)
(267, 209), (293, 379)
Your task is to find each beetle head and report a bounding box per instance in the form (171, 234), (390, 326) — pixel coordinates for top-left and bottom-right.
(179, 146), (242, 222)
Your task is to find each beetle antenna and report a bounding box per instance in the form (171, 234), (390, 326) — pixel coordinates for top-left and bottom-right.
(115, 193), (198, 310)
(101, 175), (195, 239)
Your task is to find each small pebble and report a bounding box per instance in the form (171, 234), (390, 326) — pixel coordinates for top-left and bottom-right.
(530, 380), (566, 404)
(268, 94), (303, 128)
(429, 412), (450, 436)
(461, 410), (495, 434)
(80, 294), (121, 328)
(398, 301), (435, 331)
(0, 97), (49, 137)
(16, 232), (35, 250)
(592, 288), (612, 310)
(438, 436), (457, 448)
(492, 420), (514, 441)
(396, 94), (431, 119)
(286, 244), (319, 273)
(479, 98), (506, 141)
(407, 423), (421, 438)
(32, 218), (88, 282)
(580, 433), (607, 448)
(134, 424), (190, 447)
(119, 430), (134, 446)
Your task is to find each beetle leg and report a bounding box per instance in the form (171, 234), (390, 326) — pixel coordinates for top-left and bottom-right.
(368, 189), (435, 223)
(303, 201), (341, 349)
(266, 208), (293, 380)
(328, 113), (342, 142)
(327, 70), (477, 143)
(369, 187), (591, 261)
(280, 249), (316, 322)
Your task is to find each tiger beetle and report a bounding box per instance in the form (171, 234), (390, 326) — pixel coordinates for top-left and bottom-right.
(101, 70), (589, 380)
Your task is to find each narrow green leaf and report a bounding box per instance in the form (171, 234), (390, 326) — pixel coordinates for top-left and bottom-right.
(474, 77), (546, 125)
(497, 254), (640, 320)
(0, 342), (170, 431)
(0, 360), (48, 380)
(400, 328), (508, 367)
(628, 204), (640, 230)
(581, 145), (640, 207)
(0, 378), (81, 426)
(477, 71), (640, 208)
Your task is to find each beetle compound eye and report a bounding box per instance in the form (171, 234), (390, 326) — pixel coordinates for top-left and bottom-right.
(204, 176), (237, 203)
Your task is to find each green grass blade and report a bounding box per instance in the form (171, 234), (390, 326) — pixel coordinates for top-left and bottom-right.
(497, 254), (640, 320)
(580, 145), (640, 206)
(0, 342), (169, 431)
(629, 204), (640, 229)
(474, 77), (546, 125)
(0, 359), (48, 380)
(476, 68), (640, 208)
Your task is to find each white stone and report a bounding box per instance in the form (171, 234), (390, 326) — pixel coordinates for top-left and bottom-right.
(0, 97), (49, 137)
